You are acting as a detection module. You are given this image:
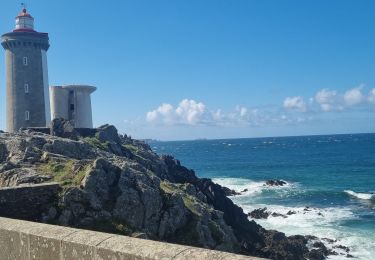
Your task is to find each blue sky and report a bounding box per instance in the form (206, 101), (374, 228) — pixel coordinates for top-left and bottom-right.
(1, 0), (375, 140)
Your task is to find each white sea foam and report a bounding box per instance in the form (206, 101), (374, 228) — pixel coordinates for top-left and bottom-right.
(213, 177), (266, 195)
(213, 177), (295, 197)
(242, 203), (374, 259)
(344, 190), (375, 200)
(213, 177), (375, 259)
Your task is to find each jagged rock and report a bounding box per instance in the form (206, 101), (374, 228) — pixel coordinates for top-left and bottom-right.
(50, 118), (79, 140)
(271, 212), (287, 218)
(0, 143), (8, 163)
(158, 193), (188, 239)
(322, 237), (337, 243)
(222, 186), (241, 196)
(248, 208), (270, 219)
(162, 155), (198, 184)
(23, 146), (42, 163)
(96, 124), (121, 144)
(265, 180), (287, 186)
(0, 168), (52, 187)
(43, 139), (94, 160)
(0, 124), (340, 259)
(333, 244), (350, 253)
(287, 210), (296, 215)
(0, 162), (17, 172)
(312, 241), (329, 255)
(305, 249), (326, 260)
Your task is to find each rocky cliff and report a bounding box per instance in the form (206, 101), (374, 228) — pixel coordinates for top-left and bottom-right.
(0, 121), (332, 260)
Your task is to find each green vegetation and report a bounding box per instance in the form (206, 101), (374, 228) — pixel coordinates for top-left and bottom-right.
(182, 195), (202, 217)
(82, 137), (109, 150)
(38, 160), (90, 188)
(160, 181), (203, 217)
(123, 144), (139, 154)
(160, 181), (179, 194)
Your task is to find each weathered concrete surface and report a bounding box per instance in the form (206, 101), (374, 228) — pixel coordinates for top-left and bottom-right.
(0, 217), (265, 260)
(0, 183), (60, 221)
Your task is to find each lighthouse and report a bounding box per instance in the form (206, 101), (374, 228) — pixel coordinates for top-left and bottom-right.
(1, 7), (50, 132)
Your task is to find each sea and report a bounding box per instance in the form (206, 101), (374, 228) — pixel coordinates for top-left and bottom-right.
(150, 133), (375, 259)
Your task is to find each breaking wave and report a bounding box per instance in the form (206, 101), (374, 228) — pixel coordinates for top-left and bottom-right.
(344, 190), (375, 201)
(213, 177), (375, 259)
(213, 177), (295, 196)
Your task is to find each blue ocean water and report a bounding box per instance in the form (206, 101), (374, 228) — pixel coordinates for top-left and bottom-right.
(150, 134), (375, 259)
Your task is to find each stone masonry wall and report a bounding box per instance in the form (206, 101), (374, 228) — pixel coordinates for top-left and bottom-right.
(0, 183), (60, 221)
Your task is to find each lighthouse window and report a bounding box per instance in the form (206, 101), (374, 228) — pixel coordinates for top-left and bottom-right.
(25, 111), (30, 121)
(24, 83), (29, 93)
(23, 57), (28, 66)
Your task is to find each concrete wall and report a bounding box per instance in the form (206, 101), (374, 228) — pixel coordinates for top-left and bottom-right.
(50, 86), (69, 121)
(41, 49), (51, 126)
(50, 85), (96, 128)
(74, 87), (94, 128)
(0, 217), (263, 260)
(0, 183), (59, 221)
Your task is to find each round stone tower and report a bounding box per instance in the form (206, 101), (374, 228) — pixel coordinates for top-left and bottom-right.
(50, 85), (96, 128)
(1, 7), (50, 132)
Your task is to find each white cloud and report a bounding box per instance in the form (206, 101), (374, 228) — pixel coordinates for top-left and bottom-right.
(147, 84), (375, 129)
(315, 89), (341, 111)
(146, 99), (307, 127)
(283, 96), (307, 112)
(344, 87), (364, 106)
(368, 88), (375, 104)
(315, 89), (337, 104)
(237, 106), (248, 117)
(175, 99), (206, 124)
(146, 99), (205, 125)
(146, 103), (175, 124)
(313, 86), (370, 111)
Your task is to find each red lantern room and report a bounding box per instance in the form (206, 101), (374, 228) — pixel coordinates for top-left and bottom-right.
(14, 8), (35, 32)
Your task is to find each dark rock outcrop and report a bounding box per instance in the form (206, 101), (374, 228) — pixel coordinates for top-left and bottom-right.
(50, 118), (79, 140)
(0, 125), (339, 259)
(265, 180), (287, 186)
(248, 208), (270, 219)
(222, 186), (241, 196)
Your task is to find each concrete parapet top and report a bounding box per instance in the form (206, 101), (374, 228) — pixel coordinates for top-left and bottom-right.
(51, 85), (97, 93)
(0, 217), (266, 260)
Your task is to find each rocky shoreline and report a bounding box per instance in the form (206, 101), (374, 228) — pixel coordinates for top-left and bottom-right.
(0, 120), (350, 259)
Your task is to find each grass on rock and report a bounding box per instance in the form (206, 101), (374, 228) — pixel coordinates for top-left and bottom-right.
(38, 160), (90, 188)
(82, 137), (109, 150)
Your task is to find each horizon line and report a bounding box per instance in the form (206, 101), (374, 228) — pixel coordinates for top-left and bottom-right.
(143, 131), (375, 142)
